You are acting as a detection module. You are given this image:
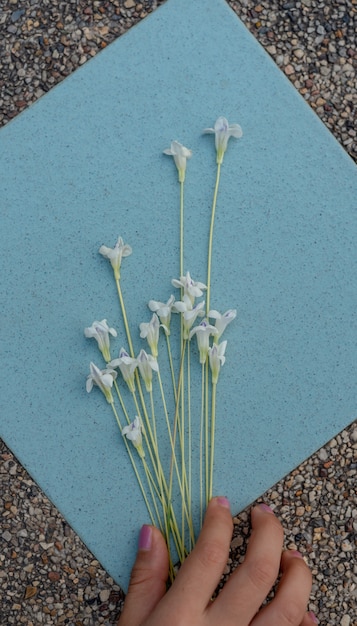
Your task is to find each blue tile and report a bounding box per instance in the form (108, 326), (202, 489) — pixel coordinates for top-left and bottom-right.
(0, 0), (356, 590)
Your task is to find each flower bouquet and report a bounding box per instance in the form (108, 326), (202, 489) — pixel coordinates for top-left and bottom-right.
(85, 117), (242, 580)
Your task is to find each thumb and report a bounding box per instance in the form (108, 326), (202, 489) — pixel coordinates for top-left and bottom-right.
(118, 524), (169, 625)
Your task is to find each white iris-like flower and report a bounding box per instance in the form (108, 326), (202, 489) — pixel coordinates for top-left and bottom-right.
(109, 348), (137, 393)
(173, 295), (205, 339)
(84, 319), (117, 362)
(208, 341), (227, 384)
(203, 116), (242, 164)
(148, 295), (175, 335)
(86, 362), (117, 403)
(163, 141), (192, 183)
(99, 236), (132, 280)
(122, 416), (145, 458)
(137, 349), (159, 392)
(189, 319), (218, 364)
(139, 314), (160, 358)
(172, 272), (207, 305)
(208, 309), (237, 340)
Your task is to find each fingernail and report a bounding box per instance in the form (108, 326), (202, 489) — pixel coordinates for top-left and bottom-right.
(308, 611), (319, 623)
(258, 503), (274, 514)
(138, 524), (152, 551)
(216, 496), (230, 509)
(290, 550), (304, 559)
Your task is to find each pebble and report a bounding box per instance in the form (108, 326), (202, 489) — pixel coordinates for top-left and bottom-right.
(351, 426), (357, 443)
(24, 586), (38, 599)
(99, 588), (111, 602)
(293, 48), (305, 59)
(318, 447), (328, 461)
(341, 540), (353, 552)
(295, 505), (305, 516)
(2, 530), (12, 542)
(231, 535), (244, 549)
(11, 8), (25, 22)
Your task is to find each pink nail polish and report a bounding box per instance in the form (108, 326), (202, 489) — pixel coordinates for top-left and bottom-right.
(290, 550), (304, 558)
(138, 525), (152, 551)
(308, 611), (319, 623)
(216, 496), (230, 509)
(258, 503), (274, 514)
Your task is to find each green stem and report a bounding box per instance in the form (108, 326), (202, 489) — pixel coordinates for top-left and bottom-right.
(168, 340), (195, 549)
(205, 359), (210, 506)
(111, 260), (190, 568)
(206, 162), (222, 314)
(208, 382), (217, 501)
(180, 348), (185, 551)
(168, 339), (186, 498)
(199, 362), (205, 528)
(149, 389), (158, 450)
(116, 278), (135, 357)
(110, 403), (156, 526)
(132, 391), (161, 487)
(180, 180), (184, 278)
(157, 371), (183, 498)
(157, 369), (194, 551)
(115, 276), (153, 459)
(142, 458), (165, 532)
(187, 340), (192, 550)
(113, 380), (131, 425)
(166, 333), (177, 402)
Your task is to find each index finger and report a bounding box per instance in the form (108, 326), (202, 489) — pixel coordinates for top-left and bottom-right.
(170, 496), (233, 613)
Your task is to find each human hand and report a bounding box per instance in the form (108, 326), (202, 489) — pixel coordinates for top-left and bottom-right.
(118, 497), (316, 626)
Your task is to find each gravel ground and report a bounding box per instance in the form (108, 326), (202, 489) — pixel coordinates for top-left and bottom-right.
(0, 1), (356, 625)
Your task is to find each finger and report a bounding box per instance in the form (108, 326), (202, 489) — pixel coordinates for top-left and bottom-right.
(170, 496), (233, 613)
(208, 503), (284, 624)
(252, 549), (312, 626)
(118, 525), (169, 625)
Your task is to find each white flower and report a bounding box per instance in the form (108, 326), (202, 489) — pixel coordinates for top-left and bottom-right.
(173, 295), (205, 339)
(109, 348), (137, 393)
(84, 319), (117, 362)
(99, 236), (132, 280)
(163, 141), (192, 183)
(86, 362), (117, 403)
(189, 319), (218, 364)
(208, 309), (237, 340)
(148, 295), (175, 335)
(137, 349), (159, 392)
(203, 116), (242, 164)
(172, 272), (207, 305)
(139, 314), (160, 358)
(122, 416), (145, 458)
(208, 341), (227, 384)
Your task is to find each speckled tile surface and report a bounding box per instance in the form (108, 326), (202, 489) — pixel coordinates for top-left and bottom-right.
(0, 0), (356, 595)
